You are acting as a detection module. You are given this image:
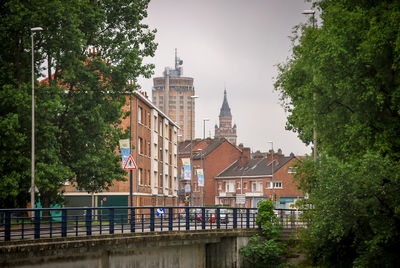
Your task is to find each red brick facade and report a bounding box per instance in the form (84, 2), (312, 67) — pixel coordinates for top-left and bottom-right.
(178, 139), (242, 206)
(215, 151), (304, 208)
(62, 92), (179, 207)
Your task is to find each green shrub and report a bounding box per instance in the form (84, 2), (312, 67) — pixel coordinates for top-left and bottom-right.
(240, 200), (287, 267)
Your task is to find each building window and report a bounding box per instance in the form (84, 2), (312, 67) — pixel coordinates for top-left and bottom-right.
(148, 112), (151, 128)
(138, 106), (142, 123)
(148, 142), (151, 157)
(226, 181), (235, 192)
(237, 182), (241, 189)
(218, 182), (222, 190)
(244, 182), (248, 190)
(288, 167), (297, 173)
(252, 182), (257, 192)
(267, 181), (283, 189)
(154, 116), (158, 132)
(138, 137), (143, 154)
(138, 168), (143, 185)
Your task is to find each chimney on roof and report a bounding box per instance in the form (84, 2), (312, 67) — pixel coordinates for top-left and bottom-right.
(239, 147), (251, 165)
(266, 149), (279, 165)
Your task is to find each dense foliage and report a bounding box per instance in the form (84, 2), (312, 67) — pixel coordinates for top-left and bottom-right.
(275, 0), (400, 266)
(240, 200), (287, 267)
(0, 0), (157, 208)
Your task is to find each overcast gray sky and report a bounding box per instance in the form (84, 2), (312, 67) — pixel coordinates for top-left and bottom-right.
(138, 0), (313, 156)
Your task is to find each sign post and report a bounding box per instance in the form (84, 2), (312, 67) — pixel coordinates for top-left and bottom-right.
(119, 139), (132, 208)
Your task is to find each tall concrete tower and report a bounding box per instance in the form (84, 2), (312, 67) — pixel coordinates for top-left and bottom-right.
(215, 90), (237, 145)
(152, 49), (196, 141)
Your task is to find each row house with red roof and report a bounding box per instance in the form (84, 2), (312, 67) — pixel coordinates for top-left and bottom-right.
(214, 147), (303, 208)
(178, 138), (242, 206)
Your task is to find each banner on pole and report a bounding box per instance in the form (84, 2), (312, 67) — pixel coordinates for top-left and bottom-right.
(182, 158), (191, 180)
(119, 139), (130, 168)
(196, 169), (204, 187)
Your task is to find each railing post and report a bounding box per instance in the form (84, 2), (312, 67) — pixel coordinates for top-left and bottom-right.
(246, 208), (250, 228)
(5, 211), (11, 241)
(233, 208), (237, 229)
(216, 208), (220, 229)
(61, 210), (67, 237)
(85, 209), (92, 236)
(201, 208), (205, 230)
(168, 207), (173, 231)
(150, 207), (155, 231)
(34, 209), (41, 239)
(291, 210), (295, 228)
(185, 208), (190, 230)
(109, 208), (114, 234)
(130, 208), (135, 233)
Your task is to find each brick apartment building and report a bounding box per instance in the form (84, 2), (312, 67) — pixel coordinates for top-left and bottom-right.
(62, 91), (179, 208)
(178, 138), (242, 206)
(214, 147), (303, 208)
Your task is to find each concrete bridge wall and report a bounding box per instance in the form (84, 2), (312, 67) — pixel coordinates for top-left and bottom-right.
(0, 229), (258, 268)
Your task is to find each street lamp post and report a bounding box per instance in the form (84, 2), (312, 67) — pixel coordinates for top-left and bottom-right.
(189, 95), (198, 206)
(31, 27), (43, 210)
(268, 141), (274, 205)
(203, 118), (209, 140)
(302, 9), (317, 163)
(198, 148), (205, 206)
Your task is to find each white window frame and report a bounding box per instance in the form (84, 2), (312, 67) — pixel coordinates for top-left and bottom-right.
(138, 168), (142, 185)
(267, 181), (283, 189)
(138, 106), (142, 124)
(226, 181), (235, 193)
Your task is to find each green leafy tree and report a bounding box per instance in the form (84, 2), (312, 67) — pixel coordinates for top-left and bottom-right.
(0, 0), (157, 208)
(240, 200), (286, 267)
(275, 0), (400, 266)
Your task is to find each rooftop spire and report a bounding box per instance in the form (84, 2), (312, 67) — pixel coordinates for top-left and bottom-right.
(219, 89), (232, 117)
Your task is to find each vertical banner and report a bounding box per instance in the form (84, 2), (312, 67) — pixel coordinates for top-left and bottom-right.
(119, 139), (130, 168)
(196, 169), (204, 187)
(182, 158), (191, 180)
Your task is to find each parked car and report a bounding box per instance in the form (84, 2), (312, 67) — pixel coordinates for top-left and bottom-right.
(190, 208), (202, 221)
(178, 209), (186, 220)
(196, 209), (216, 223)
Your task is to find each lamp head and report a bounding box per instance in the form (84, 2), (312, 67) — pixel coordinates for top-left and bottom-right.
(31, 27), (43, 32)
(302, 10), (315, 15)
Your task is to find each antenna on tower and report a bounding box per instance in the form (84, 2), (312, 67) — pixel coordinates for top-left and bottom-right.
(175, 48), (178, 69)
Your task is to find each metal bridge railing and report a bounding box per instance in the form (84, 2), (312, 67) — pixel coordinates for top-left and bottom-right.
(0, 207), (303, 241)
